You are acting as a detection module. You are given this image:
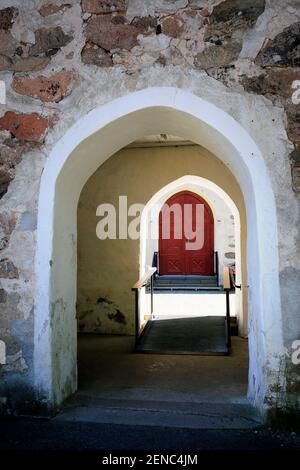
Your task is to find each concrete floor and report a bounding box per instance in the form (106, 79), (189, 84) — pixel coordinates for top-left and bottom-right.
(2, 335), (300, 456)
(77, 334), (249, 404)
(57, 334), (261, 429)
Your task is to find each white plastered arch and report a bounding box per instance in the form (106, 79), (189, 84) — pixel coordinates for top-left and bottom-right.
(34, 87), (283, 410)
(139, 175), (241, 279)
(139, 175), (244, 332)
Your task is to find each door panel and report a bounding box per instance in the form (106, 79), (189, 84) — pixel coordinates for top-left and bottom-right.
(159, 191), (214, 275)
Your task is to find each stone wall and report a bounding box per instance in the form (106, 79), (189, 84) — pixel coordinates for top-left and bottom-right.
(0, 0), (299, 413)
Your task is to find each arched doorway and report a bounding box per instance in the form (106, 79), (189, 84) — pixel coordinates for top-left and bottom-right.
(159, 191), (214, 276)
(139, 175), (244, 333)
(34, 87), (283, 411)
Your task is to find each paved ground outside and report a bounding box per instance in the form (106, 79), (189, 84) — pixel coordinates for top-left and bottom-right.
(0, 417), (300, 466)
(1, 335), (299, 465)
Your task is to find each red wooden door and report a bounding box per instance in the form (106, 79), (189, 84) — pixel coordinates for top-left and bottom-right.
(159, 191), (214, 275)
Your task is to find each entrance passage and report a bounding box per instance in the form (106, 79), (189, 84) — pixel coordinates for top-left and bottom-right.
(70, 334), (254, 431)
(159, 191), (214, 275)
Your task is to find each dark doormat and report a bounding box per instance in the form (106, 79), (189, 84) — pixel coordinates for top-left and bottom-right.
(136, 316), (228, 355)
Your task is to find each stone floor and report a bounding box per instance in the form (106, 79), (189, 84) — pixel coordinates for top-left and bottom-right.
(55, 334), (260, 429)
(76, 333), (248, 404)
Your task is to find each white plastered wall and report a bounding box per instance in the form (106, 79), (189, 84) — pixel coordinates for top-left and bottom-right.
(34, 87), (283, 411)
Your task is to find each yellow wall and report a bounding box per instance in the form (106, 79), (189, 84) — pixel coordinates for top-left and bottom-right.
(77, 144), (247, 335)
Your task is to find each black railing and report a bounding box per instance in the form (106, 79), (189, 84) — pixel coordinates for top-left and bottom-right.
(223, 266), (231, 350)
(152, 251), (159, 275)
(214, 251), (219, 285)
(132, 267), (157, 346)
(229, 269), (241, 290)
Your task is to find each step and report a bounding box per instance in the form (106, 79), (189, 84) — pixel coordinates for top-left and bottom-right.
(153, 286), (222, 291)
(154, 277), (218, 284)
(154, 280), (218, 283)
(157, 275), (217, 280)
(55, 396), (263, 430)
(153, 281), (219, 289)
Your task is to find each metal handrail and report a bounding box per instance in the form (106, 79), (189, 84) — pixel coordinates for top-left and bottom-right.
(214, 251), (219, 285)
(132, 267), (157, 345)
(152, 251), (159, 274)
(223, 265), (231, 349)
(229, 269), (241, 290)
(132, 267), (157, 290)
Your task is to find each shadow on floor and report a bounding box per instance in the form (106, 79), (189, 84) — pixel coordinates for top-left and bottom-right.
(53, 334), (263, 430)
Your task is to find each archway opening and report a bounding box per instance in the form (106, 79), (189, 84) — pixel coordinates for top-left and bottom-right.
(76, 139), (248, 405)
(140, 174), (244, 335)
(34, 87), (283, 413)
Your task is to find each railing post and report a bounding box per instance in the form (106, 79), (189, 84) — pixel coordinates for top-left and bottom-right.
(150, 274), (154, 316)
(132, 267), (157, 349)
(223, 265), (231, 351)
(225, 289), (231, 348)
(215, 251), (219, 285)
(135, 288), (139, 346)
